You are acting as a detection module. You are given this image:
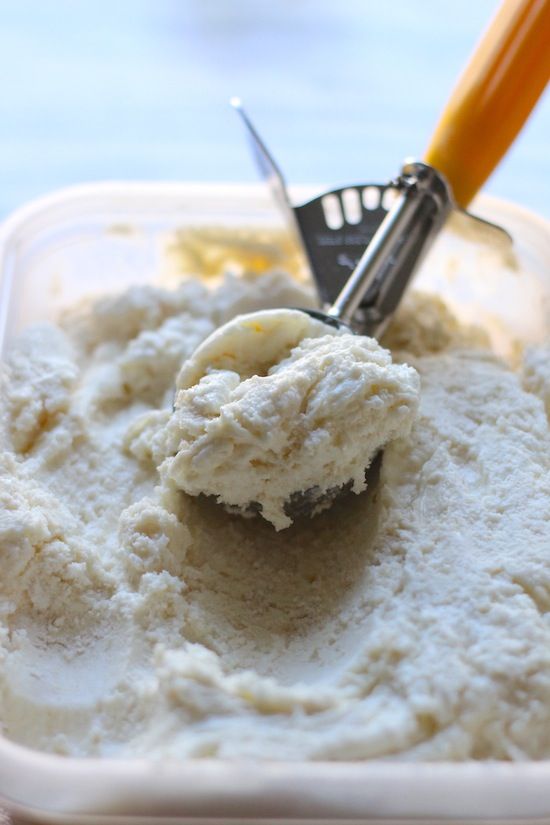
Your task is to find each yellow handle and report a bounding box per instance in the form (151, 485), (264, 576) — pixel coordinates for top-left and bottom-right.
(424, 0), (550, 208)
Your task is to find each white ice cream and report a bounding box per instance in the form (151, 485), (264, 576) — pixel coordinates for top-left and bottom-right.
(142, 308), (419, 530)
(1, 264), (550, 761)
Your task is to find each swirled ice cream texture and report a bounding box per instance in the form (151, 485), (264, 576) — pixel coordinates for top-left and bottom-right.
(1, 264), (550, 762)
(147, 309), (419, 529)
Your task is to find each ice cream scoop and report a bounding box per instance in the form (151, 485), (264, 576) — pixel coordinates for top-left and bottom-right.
(171, 0), (549, 527)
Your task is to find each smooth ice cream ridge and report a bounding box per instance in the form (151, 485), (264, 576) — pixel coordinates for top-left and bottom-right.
(148, 309), (420, 529)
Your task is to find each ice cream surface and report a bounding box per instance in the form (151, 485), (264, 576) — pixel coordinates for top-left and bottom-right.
(145, 308), (419, 530)
(1, 258), (550, 760)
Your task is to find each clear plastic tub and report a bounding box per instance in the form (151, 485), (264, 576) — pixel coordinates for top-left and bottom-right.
(0, 182), (549, 825)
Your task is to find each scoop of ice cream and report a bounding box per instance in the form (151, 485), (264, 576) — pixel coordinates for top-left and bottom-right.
(154, 309), (420, 530)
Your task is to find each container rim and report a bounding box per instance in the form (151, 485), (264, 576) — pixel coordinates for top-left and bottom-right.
(3, 732), (550, 822)
(0, 180), (548, 242)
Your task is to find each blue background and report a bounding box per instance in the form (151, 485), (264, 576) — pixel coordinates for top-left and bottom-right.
(0, 0), (548, 218)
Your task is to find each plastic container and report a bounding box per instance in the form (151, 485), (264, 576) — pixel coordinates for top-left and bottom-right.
(0, 182), (549, 825)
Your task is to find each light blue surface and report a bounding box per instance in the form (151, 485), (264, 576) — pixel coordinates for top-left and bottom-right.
(0, 0), (548, 218)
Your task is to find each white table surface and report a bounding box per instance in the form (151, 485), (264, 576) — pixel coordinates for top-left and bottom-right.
(0, 0), (548, 222)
